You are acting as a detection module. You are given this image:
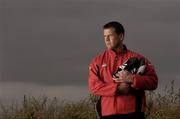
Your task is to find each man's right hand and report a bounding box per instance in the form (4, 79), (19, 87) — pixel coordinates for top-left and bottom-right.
(117, 82), (131, 94)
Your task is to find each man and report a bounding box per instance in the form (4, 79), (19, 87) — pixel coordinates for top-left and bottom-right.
(88, 21), (158, 119)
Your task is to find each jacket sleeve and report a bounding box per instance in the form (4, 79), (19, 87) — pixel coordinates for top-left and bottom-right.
(131, 59), (158, 90)
(88, 58), (118, 96)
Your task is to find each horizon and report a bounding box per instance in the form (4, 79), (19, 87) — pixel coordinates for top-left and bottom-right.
(0, 0), (179, 104)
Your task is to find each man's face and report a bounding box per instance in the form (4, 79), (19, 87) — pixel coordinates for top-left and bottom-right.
(103, 27), (123, 50)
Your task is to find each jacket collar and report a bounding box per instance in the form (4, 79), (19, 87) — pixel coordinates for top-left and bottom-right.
(108, 44), (127, 56)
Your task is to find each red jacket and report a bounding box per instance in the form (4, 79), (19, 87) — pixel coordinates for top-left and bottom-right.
(88, 45), (158, 116)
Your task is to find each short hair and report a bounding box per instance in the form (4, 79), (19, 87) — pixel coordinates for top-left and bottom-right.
(103, 21), (125, 35)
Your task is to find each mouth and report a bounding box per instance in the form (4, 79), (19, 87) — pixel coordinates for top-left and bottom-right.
(106, 42), (111, 46)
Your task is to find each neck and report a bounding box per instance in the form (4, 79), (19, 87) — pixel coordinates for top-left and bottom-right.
(113, 44), (124, 53)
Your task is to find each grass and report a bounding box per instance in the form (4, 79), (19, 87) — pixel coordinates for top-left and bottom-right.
(145, 81), (180, 119)
(0, 95), (96, 119)
(0, 81), (179, 119)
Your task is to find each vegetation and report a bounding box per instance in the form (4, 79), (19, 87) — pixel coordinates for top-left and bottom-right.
(0, 81), (179, 119)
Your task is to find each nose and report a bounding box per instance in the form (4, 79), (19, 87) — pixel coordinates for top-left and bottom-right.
(105, 36), (110, 41)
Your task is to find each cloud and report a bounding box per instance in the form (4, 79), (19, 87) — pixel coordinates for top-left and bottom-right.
(1, 0), (179, 86)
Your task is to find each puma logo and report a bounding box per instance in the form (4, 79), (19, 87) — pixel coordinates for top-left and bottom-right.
(102, 63), (107, 67)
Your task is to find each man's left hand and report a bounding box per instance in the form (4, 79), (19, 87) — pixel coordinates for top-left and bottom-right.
(113, 70), (134, 84)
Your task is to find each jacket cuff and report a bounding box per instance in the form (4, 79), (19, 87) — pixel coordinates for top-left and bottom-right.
(130, 74), (140, 90)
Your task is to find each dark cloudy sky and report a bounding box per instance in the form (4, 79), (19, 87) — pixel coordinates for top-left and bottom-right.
(0, 0), (180, 104)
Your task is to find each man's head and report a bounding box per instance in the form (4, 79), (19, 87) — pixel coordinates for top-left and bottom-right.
(103, 21), (125, 50)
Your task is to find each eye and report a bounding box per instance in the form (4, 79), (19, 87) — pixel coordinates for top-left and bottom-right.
(109, 34), (114, 36)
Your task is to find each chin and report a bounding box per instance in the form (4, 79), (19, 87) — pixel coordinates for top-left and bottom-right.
(106, 46), (112, 49)
(106, 45), (115, 49)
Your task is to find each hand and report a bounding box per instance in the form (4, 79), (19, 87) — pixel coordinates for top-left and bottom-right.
(117, 82), (131, 94)
(113, 70), (133, 84)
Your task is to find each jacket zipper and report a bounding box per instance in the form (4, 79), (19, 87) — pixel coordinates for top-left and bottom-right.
(113, 55), (119, 74)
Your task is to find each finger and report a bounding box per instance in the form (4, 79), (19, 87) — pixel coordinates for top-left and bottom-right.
(113, 78), (120, 82)
(113, 78), (124, 83)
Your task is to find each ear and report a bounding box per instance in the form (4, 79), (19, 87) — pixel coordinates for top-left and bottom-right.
(119, 34), (124, 41)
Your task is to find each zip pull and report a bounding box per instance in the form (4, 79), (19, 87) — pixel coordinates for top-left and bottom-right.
(114, 55), (118, 64)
